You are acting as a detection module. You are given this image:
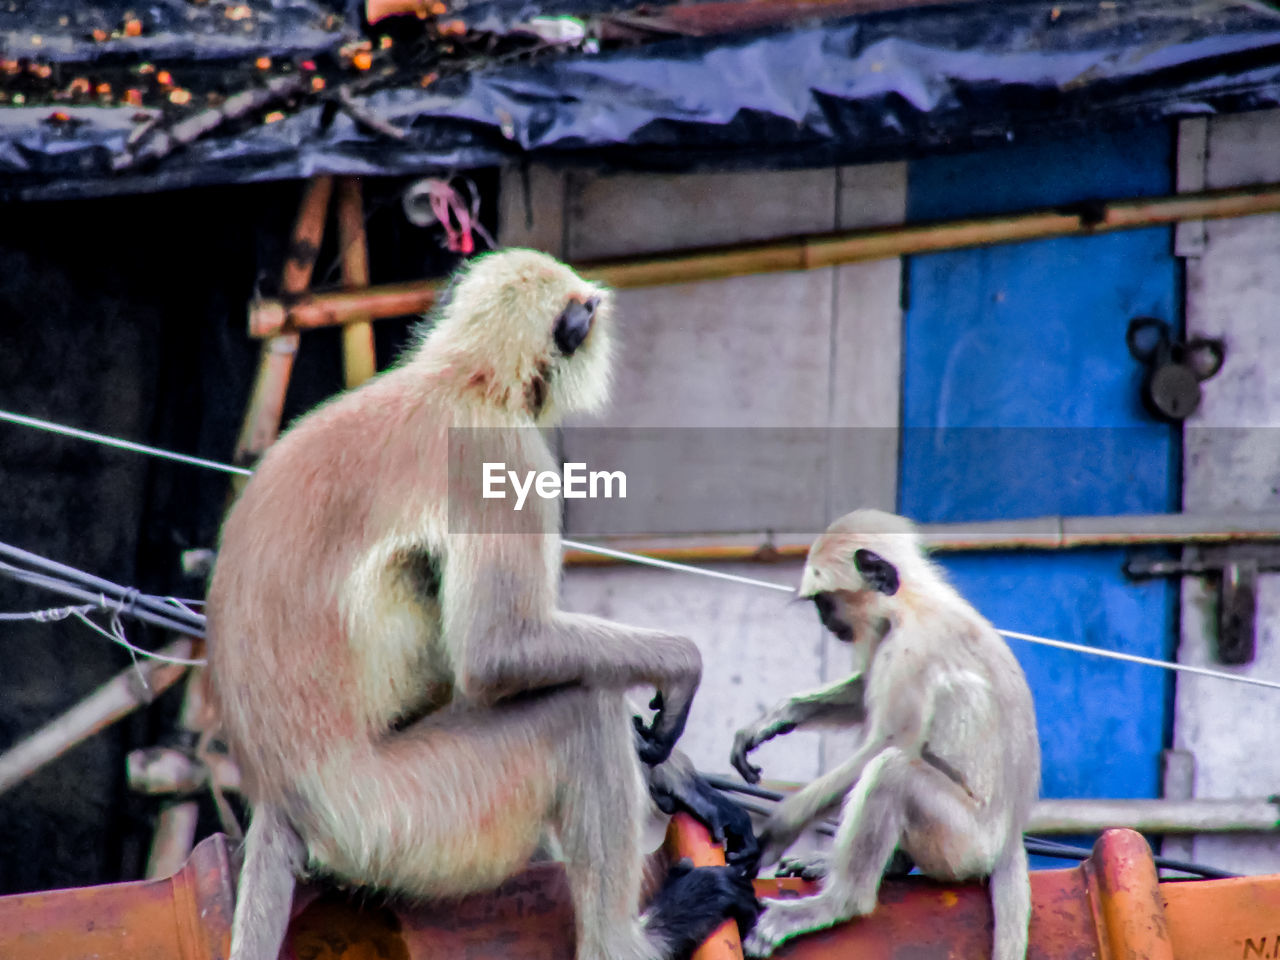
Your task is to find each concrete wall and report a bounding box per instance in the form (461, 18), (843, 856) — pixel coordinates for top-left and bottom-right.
(1174, 109), (1280, 873)
(499, 164), (905, 781)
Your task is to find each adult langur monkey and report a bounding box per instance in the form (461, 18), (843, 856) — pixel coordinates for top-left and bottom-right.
(206, 249), (759, 960)
(729, 510), (1039, 960)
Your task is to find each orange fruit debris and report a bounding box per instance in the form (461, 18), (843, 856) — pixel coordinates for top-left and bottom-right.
(352, 50), (373, 70)
(124, 18), (143, 36)
(264, 111), (285, 123)
(438, 19), (465, 35)
(92, 28), (108, 42)
(168, 87), (191, 105)
(255, 56), (271, 70)
(310, 76), (326, 91)
(156, 70), (173, 85)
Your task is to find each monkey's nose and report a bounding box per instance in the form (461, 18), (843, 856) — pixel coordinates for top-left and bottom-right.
(554, 299), (596, 356)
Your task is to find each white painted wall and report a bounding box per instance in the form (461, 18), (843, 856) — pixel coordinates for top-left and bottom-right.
(499, 163), (905, 782)
(1176, 109), (1280, 873)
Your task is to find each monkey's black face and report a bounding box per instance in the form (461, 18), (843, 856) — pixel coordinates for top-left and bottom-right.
(812, 591), (855, 643)
(554, 296), (600, 357)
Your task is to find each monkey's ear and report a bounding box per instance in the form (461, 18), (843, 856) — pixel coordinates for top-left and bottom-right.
(854, 549), (899, 596)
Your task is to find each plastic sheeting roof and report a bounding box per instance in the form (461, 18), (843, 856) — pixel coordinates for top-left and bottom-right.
(3, 0), (1280, 200)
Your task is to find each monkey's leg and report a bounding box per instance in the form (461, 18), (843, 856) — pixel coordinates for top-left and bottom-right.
(747, 747), (989, 958)
(229, 804), (305, 960)
(297, 698), (563, 897)
(551, 689), (758, 960)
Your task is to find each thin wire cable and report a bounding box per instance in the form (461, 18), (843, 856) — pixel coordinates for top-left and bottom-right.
(0, 561), (206, 639)
(0, 603), (95, 623)
(703, 774), (1235, 878)
(0, 409), (252, 477)
(68, 607), (207, 667)
(4, 409), (1280, 691)
(999, 629), (1280, 691)
(0, 540), (205, 632)
(562, 539), (796, 593)
(564, 541), (1280, 690)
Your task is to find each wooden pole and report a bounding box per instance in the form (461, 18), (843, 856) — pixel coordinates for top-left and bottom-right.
(335, 177), (377, 388)
(234, 176), (334, 469)
(560, 511), (1280, 568)
(0, 639), (195, 795)
(248, 180), (1280, 338)
(144, 667), (218, 878)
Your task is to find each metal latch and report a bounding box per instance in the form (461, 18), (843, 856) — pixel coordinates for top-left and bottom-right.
(1126, 545), (1279, 664)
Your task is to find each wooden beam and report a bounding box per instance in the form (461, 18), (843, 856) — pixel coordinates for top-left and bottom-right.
(248, 180), (1280, 338)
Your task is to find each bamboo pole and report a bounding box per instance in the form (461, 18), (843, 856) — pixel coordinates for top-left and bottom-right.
(234, 176), (333, 466)
(146, 803), (200, 881)
(1029, 798), (1280, 835)
(560, 511), (1280, 568)
(248, 279), (441, 337)
(144, 667), (216, 878)
(122, 748), (1280, 837)
(0, 639), (195, 795)
(248, 180), (1280, 338)
(127, 746), (242, 795)
(335, 177), (377, 388)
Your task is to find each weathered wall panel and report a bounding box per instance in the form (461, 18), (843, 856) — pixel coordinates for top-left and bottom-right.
(1177, 108), (1280, 874)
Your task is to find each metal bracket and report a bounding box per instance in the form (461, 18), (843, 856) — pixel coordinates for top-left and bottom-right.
(1126, 545), (1280, 665)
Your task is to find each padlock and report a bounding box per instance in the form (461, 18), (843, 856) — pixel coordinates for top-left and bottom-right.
(1126, 317), (1225, 422)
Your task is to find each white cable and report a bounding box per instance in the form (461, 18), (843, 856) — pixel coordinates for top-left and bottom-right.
(998, 630), (1280, 691)
(4, 408), (1278, 691)
(561, 539), (796, 593)
(0, 409), (253, 477)
(70, 609), (207, 667)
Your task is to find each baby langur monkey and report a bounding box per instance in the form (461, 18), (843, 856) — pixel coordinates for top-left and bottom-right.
(206, 249), (757, 960)
(729, 510), (1040, 960)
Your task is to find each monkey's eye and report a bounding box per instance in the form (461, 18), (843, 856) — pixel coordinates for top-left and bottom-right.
(554, 298), (597, 356)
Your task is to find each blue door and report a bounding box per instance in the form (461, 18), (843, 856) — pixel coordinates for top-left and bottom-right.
(900, 126), (1179, 805)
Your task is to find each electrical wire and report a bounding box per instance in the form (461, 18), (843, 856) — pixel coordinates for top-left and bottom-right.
(0, 409), (252, 477)
(701, 774), (1237, 879)
(0, 410), (1254, 879)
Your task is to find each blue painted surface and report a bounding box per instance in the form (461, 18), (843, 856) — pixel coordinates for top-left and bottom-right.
(900, 125), (1179, 802)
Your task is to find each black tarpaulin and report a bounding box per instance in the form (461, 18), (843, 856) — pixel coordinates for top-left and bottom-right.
(3, 0), (1280, 200)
